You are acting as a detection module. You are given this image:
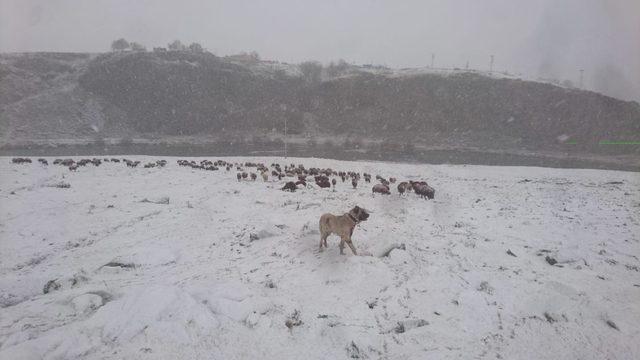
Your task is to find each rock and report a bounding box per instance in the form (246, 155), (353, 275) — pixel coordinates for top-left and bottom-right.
(140, 197), (169, 204)
(46, 181), (70, 189)
(366, 299), (377, 309)
(606, 320), (619, 331)
(285, 309), (302, 329)
(545, 256), (558, 265)
(102, 261), (136, 269)
(394, 319), (429, 333)
(543, 312), (556, 323)
(506, 249), (517, 257)
(346, 341), (361, 358)
(43, 279), (61, 294)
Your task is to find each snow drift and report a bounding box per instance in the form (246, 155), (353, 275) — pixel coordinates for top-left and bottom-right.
(0, 156), (638, 359)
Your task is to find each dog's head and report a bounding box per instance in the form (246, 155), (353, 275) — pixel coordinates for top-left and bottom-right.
(350, 206), (370, 222)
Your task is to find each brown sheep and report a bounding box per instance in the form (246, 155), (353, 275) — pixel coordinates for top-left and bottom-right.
(411, 181), (435, 199)
(372, 184), (391, 195)
(12, 158), (32, 164)
(282, 181), (297, 192)
(315, 175), (331, 188)
(397, 182), (410, 195)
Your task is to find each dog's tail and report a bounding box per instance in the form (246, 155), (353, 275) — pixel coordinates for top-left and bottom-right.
(318, 214), (330, 232)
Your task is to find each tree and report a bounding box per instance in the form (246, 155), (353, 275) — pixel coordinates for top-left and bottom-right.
(111, 38), (130, 52)
(249, 51), (260, 62)
(189, 42), (204, 52)
(273, 68), (287, 80)
(168, 40), (186, 51)
(299, 61), (323, 83)
(326, 59), (349, 77)
(130, 42), (146, 52)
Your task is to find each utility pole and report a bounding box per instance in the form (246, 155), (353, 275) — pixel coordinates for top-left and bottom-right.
(284, 116), (287, 159)
(579, 69), (584, 89)
(489, 55), (494, 73)
(431, 53), (435, 68)
(465, 60), (469, 70)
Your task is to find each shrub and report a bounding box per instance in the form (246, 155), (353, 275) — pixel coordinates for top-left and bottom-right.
(111, 38), (129, 52)
(299, 61), (323, 84)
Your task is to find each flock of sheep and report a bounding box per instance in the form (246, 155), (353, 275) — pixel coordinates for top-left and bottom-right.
(11, 157), (166, 170)
(178, 159), (435, 199)
(10, 157), (435, 199)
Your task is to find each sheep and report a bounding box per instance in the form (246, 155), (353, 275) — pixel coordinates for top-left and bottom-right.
(411, 181), (435, 200)
(397, 182), (410, 196)
(372, 183), (391, 195)
(282, 181), (297, 192)
(11, 158), (32, 164)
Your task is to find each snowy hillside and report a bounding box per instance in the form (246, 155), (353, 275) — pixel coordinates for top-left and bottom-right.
(1, 156), (639, 359)
(3, 52), (640, 160)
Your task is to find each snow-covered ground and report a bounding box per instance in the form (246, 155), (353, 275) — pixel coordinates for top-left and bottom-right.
(1, 156), (638, 359)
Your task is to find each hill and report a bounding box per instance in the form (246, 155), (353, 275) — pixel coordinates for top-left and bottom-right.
(1, 51), (639, 163)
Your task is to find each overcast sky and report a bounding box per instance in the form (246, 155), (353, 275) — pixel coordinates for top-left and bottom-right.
(1, 0), (638, 102)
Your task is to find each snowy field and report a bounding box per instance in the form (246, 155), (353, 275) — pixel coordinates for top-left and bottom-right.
(1, 156), (639, 359)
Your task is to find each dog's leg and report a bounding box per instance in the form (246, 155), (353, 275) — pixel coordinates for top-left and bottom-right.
(319, 233), (325, 251)
(323, 235), (328, 248)
(346, 239), (358, 255)
(339, 237), (346, 255)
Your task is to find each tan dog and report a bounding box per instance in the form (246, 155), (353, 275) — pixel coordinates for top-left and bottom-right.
(319, 206), (370, 255)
